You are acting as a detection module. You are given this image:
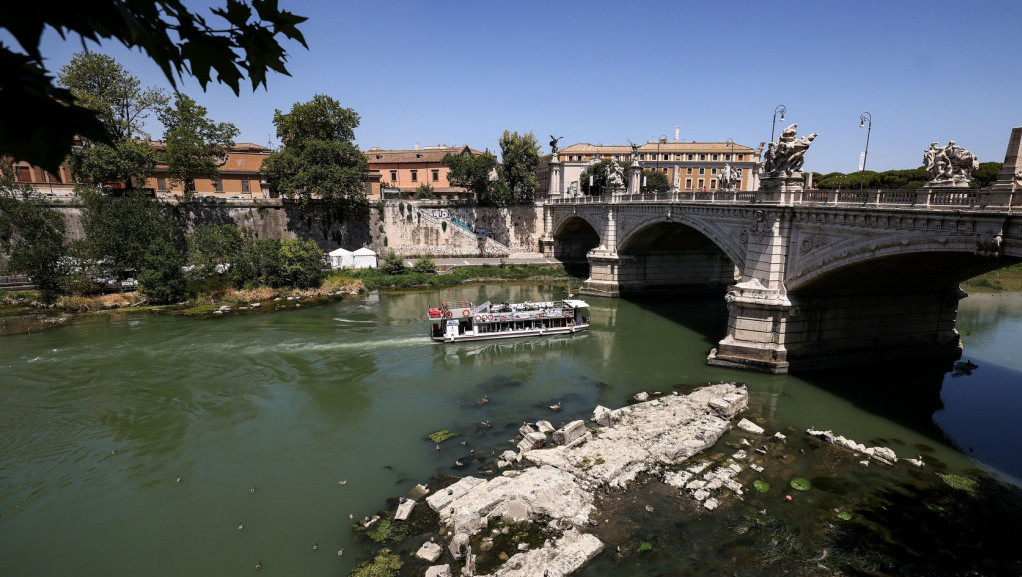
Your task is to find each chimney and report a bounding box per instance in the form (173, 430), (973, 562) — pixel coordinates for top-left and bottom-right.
(674, 127), (680, 143)
(414, 142), (419, 150)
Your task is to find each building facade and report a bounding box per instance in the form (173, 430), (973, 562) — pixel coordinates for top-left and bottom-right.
(364, 144), (483, 200)
(145, 142), (272, 199)
(552, 140), (763, 197)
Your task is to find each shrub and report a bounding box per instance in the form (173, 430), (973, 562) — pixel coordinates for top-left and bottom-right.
(380, 251), (405, 275)
(138, 238), (187, 304)
(412, 256), (436, 274)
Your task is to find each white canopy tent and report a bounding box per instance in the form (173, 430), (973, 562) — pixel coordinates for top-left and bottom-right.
(352, 247), (378, 269)
(328, 247), (354, 269)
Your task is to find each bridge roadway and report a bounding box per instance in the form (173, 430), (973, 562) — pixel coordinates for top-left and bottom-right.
(541, 187), (1021, 373)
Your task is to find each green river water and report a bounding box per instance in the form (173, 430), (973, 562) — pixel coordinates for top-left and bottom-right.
(2, 284), (1021, 576)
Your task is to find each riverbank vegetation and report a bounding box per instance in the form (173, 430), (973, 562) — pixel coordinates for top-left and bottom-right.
(961, 263), (1022, 293)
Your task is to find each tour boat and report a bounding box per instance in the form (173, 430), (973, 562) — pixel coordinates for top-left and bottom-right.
(427, 299), (590, 342)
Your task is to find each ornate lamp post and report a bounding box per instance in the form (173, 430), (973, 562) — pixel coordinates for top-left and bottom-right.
(858, 112), (872, 189)
(771, 105), (786, 142)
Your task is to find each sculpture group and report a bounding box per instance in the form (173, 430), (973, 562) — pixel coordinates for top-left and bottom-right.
(924, 141), (978, 186)
(763, 124), (817, 176)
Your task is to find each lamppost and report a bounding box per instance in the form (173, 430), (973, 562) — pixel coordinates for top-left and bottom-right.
(771, 105), (786, 143)
(859, 112), (872, 190)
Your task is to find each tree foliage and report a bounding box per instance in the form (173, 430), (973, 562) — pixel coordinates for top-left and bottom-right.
(0, 1), (307, 173)
(78, 186), (177, 272)
(641, 169), (670, 193)
(138, 237), (186, 303)
(812, 162), (1003, 190)
(442, 150), (497, 202)
(58, 52), (167, 190)
(493, 130), (540, 205)
(158, 94), (239, 195)
(380, 251), (405, 275)
(68, 138), (158, 190)
(261, 94), (368, 207)
(187, 223), (243, 272)
(58, 52), (168, 142)
(0, 160), (67, 297)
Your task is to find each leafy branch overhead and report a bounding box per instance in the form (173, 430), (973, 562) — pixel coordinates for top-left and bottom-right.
(0, 0), (308, 172)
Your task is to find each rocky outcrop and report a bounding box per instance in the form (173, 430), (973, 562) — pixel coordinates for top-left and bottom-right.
(418, 383), (748, 577)
(806, 428), (924, 467)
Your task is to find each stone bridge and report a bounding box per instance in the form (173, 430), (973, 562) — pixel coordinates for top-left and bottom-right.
(541, 187), (1022, 373)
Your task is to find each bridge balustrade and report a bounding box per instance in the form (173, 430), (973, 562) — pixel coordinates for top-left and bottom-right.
(550, 188), (1017, 211)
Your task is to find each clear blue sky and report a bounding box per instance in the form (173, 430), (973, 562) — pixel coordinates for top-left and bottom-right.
(16, 0), (1022, 173)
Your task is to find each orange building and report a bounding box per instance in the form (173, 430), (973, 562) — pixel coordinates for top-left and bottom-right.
(145, 141), (271, 199)
(364, 144), (484, 200)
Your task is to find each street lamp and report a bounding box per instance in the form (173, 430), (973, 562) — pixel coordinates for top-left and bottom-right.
(859, 112), (872, 190)
(771, 105), (786, 142)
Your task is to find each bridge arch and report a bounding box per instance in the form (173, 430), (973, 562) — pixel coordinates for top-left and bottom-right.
(551, 214), (601, 262)
(613, 216), (742, 294)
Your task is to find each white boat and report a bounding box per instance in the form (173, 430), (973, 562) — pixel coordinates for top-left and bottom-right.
(427, 299), (590, 343)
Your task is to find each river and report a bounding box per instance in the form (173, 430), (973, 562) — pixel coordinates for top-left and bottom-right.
(1, 285), (1020, 576)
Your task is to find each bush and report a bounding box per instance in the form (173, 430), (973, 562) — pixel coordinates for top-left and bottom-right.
(379, 251), (405, 275)
(412, 256), (436, 274)
(278, 237), (324, 289)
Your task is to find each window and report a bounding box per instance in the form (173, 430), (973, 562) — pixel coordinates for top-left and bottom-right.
(157, 178), (167, 191)
(712, 154), (719, 161)
(390, 170), (397, 181)
(241, 180), (250, 193)
(725, 154), (731, 161)
(711, 168), (718, 175)
(663, 154), (669, 161)
(685, 178), (693, 189)
(710, 179), (717, 189)
(431, 169), (439, 182)
(410, 170), (418, 182)
(697, 178), (704, 189)
(699, 154), (706, 161)
(687, 154), (694, 160)
(213, 180), (223, 192)
(15, 166), (30, 182)
(699, 168), (705, 175)
(686, 168), (693, 175)
(739, 154), (745, 161)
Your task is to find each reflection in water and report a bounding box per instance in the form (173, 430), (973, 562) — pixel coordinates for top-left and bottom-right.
(0, 288), (1020, 577)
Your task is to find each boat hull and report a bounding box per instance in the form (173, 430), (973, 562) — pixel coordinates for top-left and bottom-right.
(431, 323), (589, 343)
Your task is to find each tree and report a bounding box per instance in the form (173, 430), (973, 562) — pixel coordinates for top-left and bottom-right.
(277, 237), (323, 288)
(230, 238), (282, 288)
(494, 130), (540, 205)
(971, 162), (1002, 189)
(412, 256), (436, 274)
(380, 251), (405, 275)
(138, 237), (186, 303)
(1, 1), (307, 173)
(414, 183), (436, 199)
(78, 186), (177, 273)
(641, 169), (670, 193)
(58, 52), (167, 191)
(187, 224), (243, 273)
(261, 94), (368, 208)
(159, 94), (239, 195)
(442, 150), (497, 203)
(0, 160), (67, 298)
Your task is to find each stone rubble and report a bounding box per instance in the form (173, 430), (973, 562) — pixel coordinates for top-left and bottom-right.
(414, 383), (748, 577)
(806, 428), (920, 467)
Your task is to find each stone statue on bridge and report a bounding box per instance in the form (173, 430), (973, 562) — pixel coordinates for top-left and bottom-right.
(925, 140), (978, 187)
(607, 160), (625, 189)
(630, 142), (640, 163)
(719, 163), (739, 191)
(763, 123), (817, 176)
(1013, 169), (1022, 192)
(549, 135), (563, 155)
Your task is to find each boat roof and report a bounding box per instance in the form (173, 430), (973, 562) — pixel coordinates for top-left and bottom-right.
(562, 299), (590, 308)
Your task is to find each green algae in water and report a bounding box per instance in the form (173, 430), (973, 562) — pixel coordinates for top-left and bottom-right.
(350, 548), (402, 577)
(936, 472), (978, 495)
(428, 430), (461, 443)
(837, 511), (852, 521)
(753, 479), (770, 493)
(790, 477), (811, 491)
(638, 541), (653, 553)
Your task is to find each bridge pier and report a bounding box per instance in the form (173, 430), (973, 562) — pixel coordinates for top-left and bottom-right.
(707, 279), (794, 373)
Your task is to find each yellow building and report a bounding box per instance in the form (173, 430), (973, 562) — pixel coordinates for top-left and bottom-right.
(553, 139), (763, 196)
